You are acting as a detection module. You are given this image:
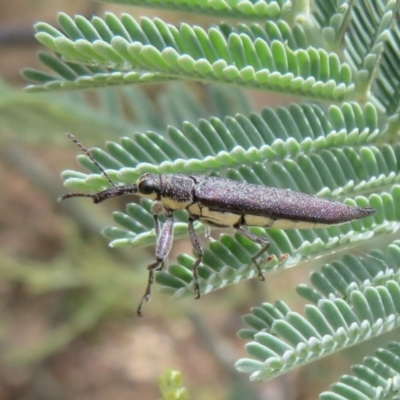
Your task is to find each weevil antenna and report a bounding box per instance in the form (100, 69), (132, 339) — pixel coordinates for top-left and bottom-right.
(67, 133), (116, 188)
(59, 192), (96, 201)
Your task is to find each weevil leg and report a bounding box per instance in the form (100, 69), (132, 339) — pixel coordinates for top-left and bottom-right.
(188, 218), (203, 299)
(137, 211), (174, 316)
(234, 225), (270, 281)
(204, 226), (215, 242)
(152, 201), (165, 269)
(152, 201), (164, 237)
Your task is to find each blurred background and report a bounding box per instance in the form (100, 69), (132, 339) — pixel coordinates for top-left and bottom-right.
(0, 1), (393, 399)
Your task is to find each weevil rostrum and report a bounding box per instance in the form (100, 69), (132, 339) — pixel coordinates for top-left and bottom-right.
(61, 134), (376, 316)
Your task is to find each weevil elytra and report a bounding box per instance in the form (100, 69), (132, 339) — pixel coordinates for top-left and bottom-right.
(61, 134), (376, 316)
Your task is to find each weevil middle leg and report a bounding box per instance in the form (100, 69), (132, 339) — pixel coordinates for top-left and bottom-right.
(188, 217), (204, 299)
(152, 201), (164, 237)
(204, 226), (214, 242)
(235, 225), (270, 281)
(137, 210), (174, 316)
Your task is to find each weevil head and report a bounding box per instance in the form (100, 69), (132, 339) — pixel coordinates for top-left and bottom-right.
(136, 173), (196, 210)
(136, 172), (162, 200)
(61, 172), (195, 210)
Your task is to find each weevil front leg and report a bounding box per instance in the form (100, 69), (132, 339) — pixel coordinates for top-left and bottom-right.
(137, 210), (174, 316)
(152, 201), (165, 270)
(188, 218), (204, 299)
(235, 225), (270, 281)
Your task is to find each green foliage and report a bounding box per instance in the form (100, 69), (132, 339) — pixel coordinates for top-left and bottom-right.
(321, 340), (400, 399)
(0, 246), (141, 364)
(237, 241), (400, 381)
(97, 0), (287, 20)
(23, 0), (400, 398)
(24, 13), (354, 98)
(158, 369), (190, 400)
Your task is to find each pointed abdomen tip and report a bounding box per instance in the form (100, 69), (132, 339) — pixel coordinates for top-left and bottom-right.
(358, 207), (376, 218)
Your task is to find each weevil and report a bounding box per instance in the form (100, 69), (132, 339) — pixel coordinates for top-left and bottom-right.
(61, 134), (376, 316)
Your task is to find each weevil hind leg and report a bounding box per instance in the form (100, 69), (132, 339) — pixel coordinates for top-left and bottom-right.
(235, 225), (270, 281)
(137, 210), (174, 316)
(188, 218), (204, 299)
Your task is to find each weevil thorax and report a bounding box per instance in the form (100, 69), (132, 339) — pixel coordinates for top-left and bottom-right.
(136, 172), (195, 211)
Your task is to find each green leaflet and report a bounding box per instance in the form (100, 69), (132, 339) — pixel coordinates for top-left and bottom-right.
(76, 0), (286, 21)
(321, 341), (400, 400)
(24, 14), (354, 98)
(236, 240), (400, 382)
(60, 102), (381, 188)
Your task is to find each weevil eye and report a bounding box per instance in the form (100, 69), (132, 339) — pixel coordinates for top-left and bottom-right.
(138, 180), (157, 195)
